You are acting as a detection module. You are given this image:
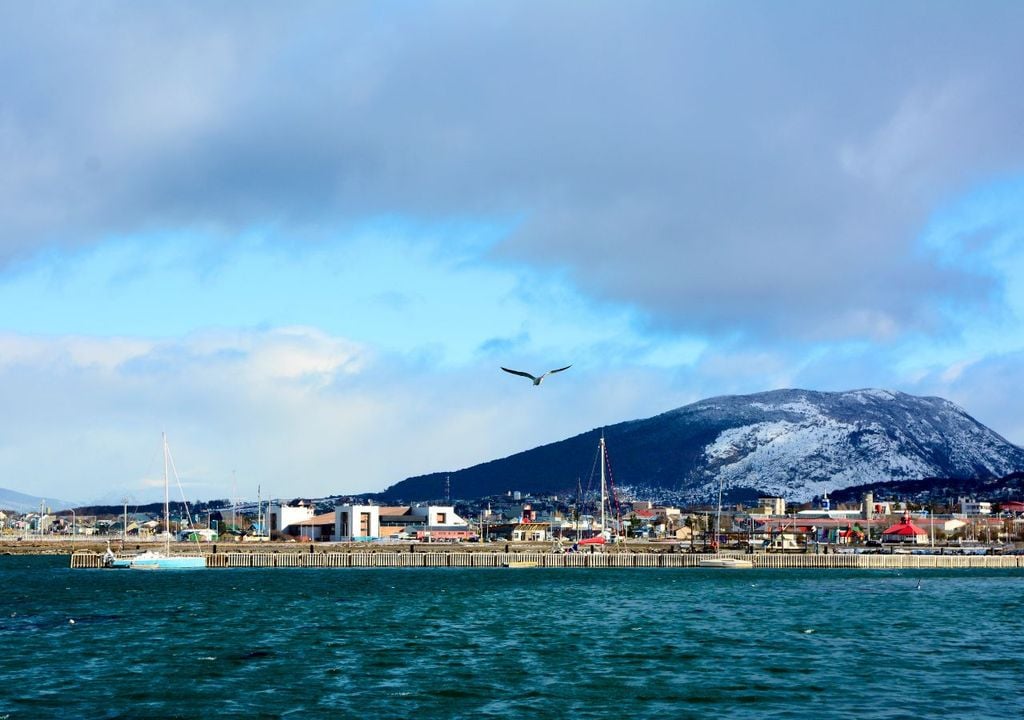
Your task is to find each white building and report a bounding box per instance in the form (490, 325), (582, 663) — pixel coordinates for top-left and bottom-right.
(267, 501), (316, 535)
(960, 500), (992, 516)
(797, 509), (862, 520)
(335, 505), (380, 540)
(756, 497), (787, 516)
(413, 504), (466, 528)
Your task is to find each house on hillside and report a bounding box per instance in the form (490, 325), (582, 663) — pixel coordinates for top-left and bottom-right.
(752, 497), (787, 516)
(960, 499), (992, 516)
(1001, 501), (1024, 515)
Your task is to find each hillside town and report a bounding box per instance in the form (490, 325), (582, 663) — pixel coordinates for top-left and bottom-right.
(4, 491), (1023, 553)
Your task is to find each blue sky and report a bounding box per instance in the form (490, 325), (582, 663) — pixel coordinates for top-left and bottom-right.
(1, 1), (1023, 504)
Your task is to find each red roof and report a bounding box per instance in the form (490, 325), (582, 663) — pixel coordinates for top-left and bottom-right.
(881, 520), (927, 536)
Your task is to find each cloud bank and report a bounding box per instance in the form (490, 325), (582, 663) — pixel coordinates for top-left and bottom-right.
(3, 2), (1023, 341)
(2, 3), (1023, 501)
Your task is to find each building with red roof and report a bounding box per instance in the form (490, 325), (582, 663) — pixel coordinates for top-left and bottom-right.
(881, 513), (929, 545)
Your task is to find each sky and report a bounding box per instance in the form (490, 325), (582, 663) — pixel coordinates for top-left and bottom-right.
(2, 1), (1023, 505)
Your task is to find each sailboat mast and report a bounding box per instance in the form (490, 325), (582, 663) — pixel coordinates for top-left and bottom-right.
(163, 432), (170, 553)
(575, 477), (582, 542)
(599, 435), (607, 534)
(715, 474), (723, 552)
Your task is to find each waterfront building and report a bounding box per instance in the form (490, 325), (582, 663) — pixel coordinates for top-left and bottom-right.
(335, 504), (380, 540)
(267, 500), (316, 537)
(302, 512), (338, 541)
(412, 504), (473, 541)
(880, 513), (928, 545)
(179, 528), (218, 542)
(512, 522), (550, 542)
(673, 525), (694, 543)
(796, 508), (862, 520)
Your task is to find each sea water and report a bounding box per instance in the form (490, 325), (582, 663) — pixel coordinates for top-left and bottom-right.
(1, 555), (1021, 719)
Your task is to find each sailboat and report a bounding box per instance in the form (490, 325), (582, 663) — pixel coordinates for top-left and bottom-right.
(577, 434), (620, 546)
(699, 475), (753, 569)
(103, 434), (206, 570)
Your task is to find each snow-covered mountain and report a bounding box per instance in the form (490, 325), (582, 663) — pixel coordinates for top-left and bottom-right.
(685, 388), (1024, 501)
(382, 389), (1024, 503)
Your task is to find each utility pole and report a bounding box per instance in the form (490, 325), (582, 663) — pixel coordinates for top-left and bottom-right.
(930, 502), (934, 547)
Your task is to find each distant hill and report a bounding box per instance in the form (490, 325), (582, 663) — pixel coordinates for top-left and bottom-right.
(0, 487), (76, 514)
(378, 388), (1024, 503)
(828, 471), (1024, 505)
(72, 498), (233, 517)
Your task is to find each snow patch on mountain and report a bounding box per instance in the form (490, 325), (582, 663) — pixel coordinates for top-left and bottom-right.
(688, 388), (1024, 501)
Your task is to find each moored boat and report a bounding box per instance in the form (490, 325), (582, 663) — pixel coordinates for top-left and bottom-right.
(699, 557), (754, 569)
(102, 434), (206, 570)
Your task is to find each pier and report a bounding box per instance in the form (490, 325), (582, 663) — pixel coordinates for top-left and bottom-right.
(69, 549), (1024, 570)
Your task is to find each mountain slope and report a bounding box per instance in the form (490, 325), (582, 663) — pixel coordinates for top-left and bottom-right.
(379, 389), (1024, 503)
(0, 487), (76, 513)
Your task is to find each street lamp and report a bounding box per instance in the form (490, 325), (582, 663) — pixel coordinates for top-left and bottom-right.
(70, 509), (76, 548)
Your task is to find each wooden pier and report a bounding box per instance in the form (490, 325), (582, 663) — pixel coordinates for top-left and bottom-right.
(69, 550), (1024, 570)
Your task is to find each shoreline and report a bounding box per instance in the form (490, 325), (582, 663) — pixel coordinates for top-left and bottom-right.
(2, 537), (1017, 556)
(5, 538), (1022, 570)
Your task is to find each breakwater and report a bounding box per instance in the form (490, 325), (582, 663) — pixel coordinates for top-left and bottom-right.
(69, 549), (1024, 569)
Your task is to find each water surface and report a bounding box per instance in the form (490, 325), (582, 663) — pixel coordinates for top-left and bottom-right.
(1, 556), (1021, 719)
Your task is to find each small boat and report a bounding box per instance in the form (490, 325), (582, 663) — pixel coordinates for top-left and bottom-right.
(699, 557), (754, 569)
(698, 476), (753, 568)
(502, 560), (540, 568)
(105, 548), (206, 570)
(103, 434), (206, 570)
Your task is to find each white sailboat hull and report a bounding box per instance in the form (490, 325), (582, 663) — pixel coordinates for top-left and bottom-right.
(699, 557), (754, 569)
(129, 554), (206, 570)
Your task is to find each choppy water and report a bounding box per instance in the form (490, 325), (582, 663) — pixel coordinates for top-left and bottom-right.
(1, 555), (1021, 719)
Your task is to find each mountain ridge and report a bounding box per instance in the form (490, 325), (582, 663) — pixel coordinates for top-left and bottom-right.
(0, 487), (77, 514)
(379, 388), (1024, 503)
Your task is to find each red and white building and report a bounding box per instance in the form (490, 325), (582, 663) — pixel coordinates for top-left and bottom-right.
(881, 513), (929, 545)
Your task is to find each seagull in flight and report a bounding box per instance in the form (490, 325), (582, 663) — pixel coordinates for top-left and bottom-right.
(501, 365), (572, 386)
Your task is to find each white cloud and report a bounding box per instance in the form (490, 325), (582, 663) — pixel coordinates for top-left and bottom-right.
(0, 327), (689, 503)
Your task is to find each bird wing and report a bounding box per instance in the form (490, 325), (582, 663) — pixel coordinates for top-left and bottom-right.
(501, 367), (538, 381)
(547, 364), (572, 375)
